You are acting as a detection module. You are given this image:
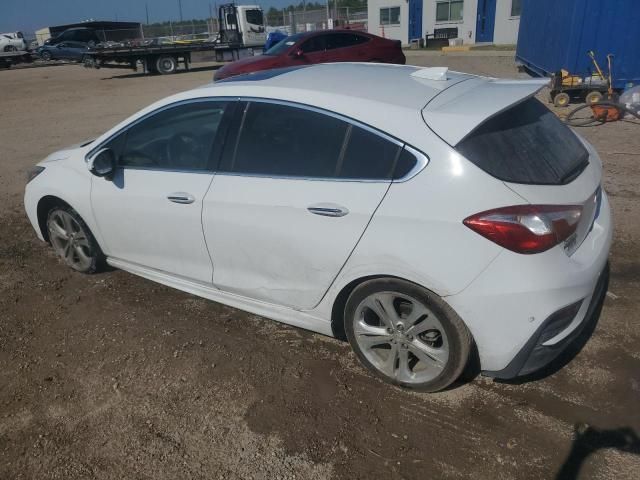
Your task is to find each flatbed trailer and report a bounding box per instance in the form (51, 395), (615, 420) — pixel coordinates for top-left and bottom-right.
(83, 42), (262, 75)
(0, 50), (32, 69)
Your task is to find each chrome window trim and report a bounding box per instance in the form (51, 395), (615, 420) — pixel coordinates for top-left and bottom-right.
(87, 95), (430, 182)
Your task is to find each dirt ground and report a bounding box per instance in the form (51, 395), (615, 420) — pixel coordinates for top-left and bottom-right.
(1, 54), (639, 480)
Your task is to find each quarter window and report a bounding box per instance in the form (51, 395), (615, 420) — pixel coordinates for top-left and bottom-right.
(339, 127), (401, 179)
(380, 7), (401, 26)
(119, 101), (229, 171)
(436, 0), (464, 22)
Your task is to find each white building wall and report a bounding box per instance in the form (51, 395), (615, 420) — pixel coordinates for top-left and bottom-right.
(367, 0), (409, 45)
(368, 0), (521, 46)
(493, 0), (520, 45)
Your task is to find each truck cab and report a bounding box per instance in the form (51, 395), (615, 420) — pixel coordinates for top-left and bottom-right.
(219, 4), (266, 48)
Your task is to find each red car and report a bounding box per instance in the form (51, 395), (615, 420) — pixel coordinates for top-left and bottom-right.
(214, 30), (405, 81)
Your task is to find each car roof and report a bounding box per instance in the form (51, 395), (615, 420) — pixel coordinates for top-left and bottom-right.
(207, 63), (474, 111)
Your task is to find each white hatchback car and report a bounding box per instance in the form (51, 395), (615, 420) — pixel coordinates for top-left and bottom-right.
(24, 64), (611, 391)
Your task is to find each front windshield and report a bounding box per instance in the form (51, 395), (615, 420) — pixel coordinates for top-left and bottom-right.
(264, 33), (306, 55)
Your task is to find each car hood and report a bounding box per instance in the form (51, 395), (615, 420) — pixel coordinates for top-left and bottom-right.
(40, 139), (93, 164)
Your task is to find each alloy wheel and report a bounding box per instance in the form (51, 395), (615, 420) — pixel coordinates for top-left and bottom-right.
(352, 292), (449, 384)
(47, 210), (93, 271)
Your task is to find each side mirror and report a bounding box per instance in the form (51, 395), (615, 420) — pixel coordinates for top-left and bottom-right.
(88, 148), (116, 179)
(291, 49), (304, 58)
(56, 43), (64, 48)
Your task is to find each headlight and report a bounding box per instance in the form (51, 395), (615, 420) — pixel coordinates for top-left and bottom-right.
(27, 166), (45, 183)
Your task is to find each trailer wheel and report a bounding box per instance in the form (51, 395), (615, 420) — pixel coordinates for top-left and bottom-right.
(586, 91), (603, 105)
(553, 92), (571, 108)
(156, 55), (178, 74)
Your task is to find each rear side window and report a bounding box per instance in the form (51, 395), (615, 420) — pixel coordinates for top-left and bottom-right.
(301, 36), (326, 53)
(225, 102), (347, 177)
(455, 98), (589, 185)
(325, 33), (369, 50)
(220, 102), (413, 180)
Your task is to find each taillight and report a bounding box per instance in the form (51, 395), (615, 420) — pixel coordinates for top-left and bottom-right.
(463, 205), (583, 254)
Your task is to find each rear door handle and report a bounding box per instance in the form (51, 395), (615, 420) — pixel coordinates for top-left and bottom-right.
(307, 203), (349, 217)
(167, 192), (195, 204)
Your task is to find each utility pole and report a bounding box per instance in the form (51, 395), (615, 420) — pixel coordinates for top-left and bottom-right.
(145, 2), (149, 24)
(178, 0), (184, 22)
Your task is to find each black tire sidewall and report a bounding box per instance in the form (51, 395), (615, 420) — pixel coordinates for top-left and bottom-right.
(344, 278), (471, 392)
(46, 206), (103, 274)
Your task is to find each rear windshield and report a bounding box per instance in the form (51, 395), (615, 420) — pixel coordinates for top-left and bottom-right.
(455, 98), (589, 185)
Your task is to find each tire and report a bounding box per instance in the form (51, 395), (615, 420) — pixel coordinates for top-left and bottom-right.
(40, 50), (52, 61)
(46, 206), (104, 274)
(553, 92), (571, 108)
(344, 278), (472, 392)
(156, 55), (178, 74)
(586, 90), (603, 105)
(4, 45), (17, 52)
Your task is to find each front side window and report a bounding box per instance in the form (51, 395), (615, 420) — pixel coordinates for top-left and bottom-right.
(245, 9), (264, 26)
(301, 35), (326, 53)
(119, 101), (229, 171)
(511, 0), (522, 17)
(436, 0), (464, 22)
(380, 7), (401, 26)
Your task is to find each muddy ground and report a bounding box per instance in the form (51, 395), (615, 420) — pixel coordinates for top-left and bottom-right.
(0, 53), (639, 480)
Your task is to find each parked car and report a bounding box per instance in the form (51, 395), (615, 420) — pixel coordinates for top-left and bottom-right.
(214, 30), (405, 81)
(24, 64), (611, 392)
(44, 27), (101, 47)
(36, 42), (90, 62)
(0, 31), (27, 52)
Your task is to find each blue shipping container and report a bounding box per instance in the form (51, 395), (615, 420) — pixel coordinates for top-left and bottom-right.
(516, 0), (640, 89)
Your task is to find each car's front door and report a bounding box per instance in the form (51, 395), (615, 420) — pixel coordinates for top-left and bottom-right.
(91, 99), (232, 283)
(202, 100), (416, 310)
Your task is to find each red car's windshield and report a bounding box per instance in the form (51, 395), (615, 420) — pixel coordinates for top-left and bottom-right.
(264, 33), (307, 55)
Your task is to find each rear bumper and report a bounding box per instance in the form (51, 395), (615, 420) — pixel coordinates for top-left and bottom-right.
(484, 263), (609, 379)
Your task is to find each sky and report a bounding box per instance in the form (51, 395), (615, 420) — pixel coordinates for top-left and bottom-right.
(1, 0), (299, 34)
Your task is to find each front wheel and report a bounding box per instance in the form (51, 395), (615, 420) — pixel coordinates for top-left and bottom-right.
(345, 279), (472, 392)
(46, 207), (104, 273)
(40, 50), (52, 61)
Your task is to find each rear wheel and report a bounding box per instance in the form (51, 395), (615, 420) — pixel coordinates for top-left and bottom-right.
(4, 45), (17, 52)
(156, 55), (178, 74)
(585, 90), (603, 105)
(46, 207), (104, 273)
(344, 278), (472, 392)
(40, 50), (52, 61)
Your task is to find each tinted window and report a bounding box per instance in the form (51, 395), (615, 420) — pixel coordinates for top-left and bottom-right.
(394, 148), (419, 179)
(301, 35), (326, 53)
(245, 9), (264, 25)
(264, 33), (306, 55)
(224, 102), (347, 177)
(325, 33), (369, 50)
(120, 101), (228, 171)
(339, 126), (400, 179)
(455, 98), (589, 185)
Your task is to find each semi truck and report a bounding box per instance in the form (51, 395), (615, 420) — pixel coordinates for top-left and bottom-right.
(83, 4), (267, 75)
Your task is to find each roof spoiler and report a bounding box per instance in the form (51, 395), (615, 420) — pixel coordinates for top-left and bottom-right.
(422, 77), (549, 146)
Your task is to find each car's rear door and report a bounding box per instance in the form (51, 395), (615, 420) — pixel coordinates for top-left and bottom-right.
(91, 99), (232, 283)
(295, 35), (328, 64)
(202, 100), (417, 310)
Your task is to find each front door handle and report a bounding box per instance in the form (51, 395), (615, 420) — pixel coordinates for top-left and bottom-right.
(167, 192), (195, 204)
(307, 203), (349, 217)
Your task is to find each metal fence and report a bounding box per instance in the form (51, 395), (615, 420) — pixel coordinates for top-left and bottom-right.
(265, 7), (368, 35)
